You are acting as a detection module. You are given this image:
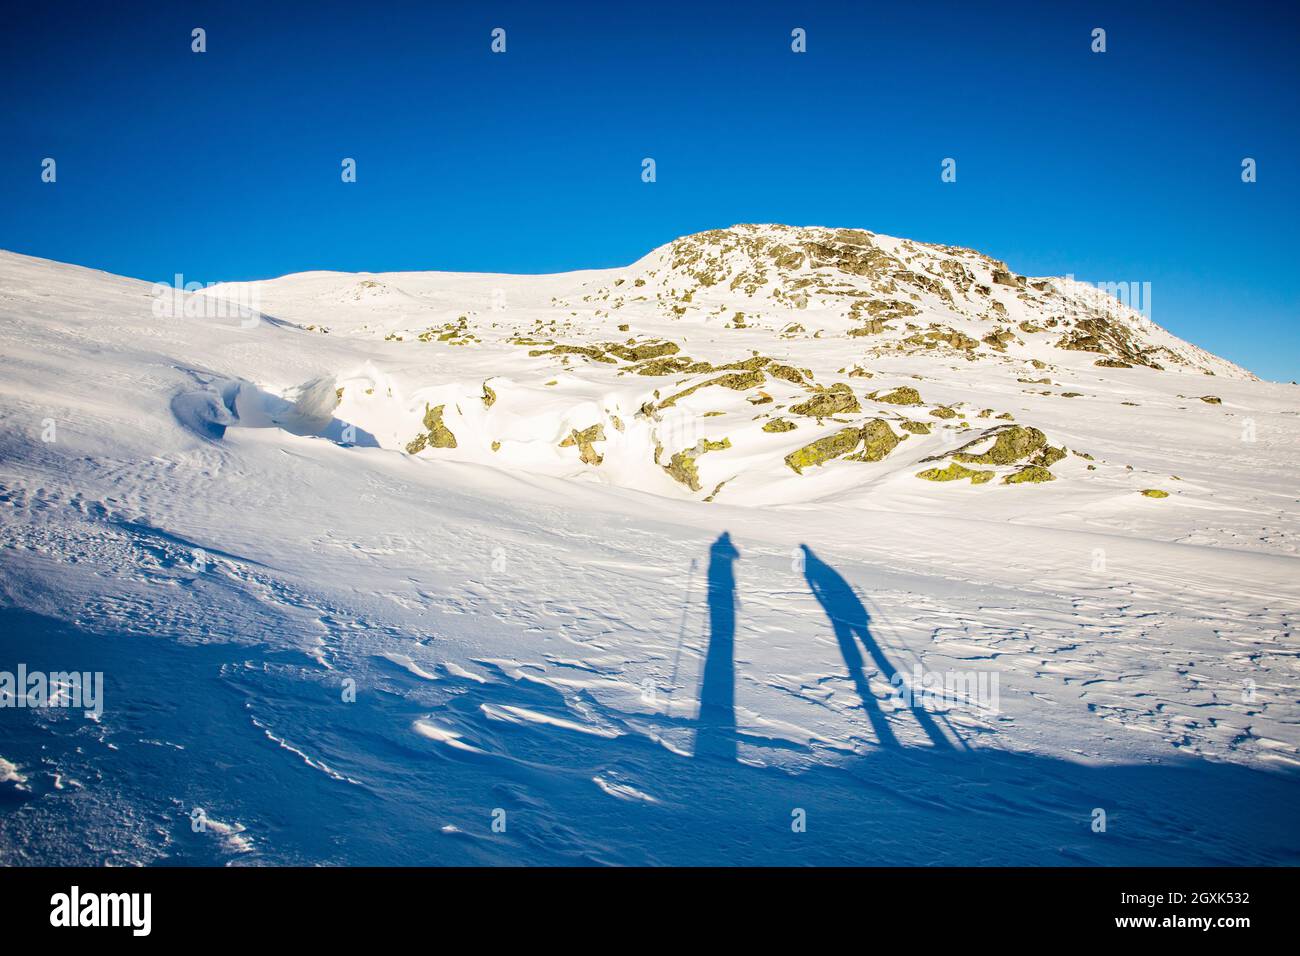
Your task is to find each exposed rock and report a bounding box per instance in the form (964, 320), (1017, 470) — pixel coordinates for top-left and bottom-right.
(762, 418), (797, 433)
(405, 404), (458, 453)
(663, 438), (731, 491)
(482, 382), (497, 408)
(606, 340), (680, 362)
(785, 427), (863, 474)
(659, 370), (766, 408)
(951, 425), (1047, 465)
(848, 419), (901, 462)
(897, 420), (931, 435)
(869, 385), (923, 406)
(559, 424), (607, 465)
(916, 462), (993, 484)
(791, 383), (861, 418)
(1200, 395), (1222, 404)
(1140, 488), (1170, 498)
(767, 363), (806, 384)
(1055, 317), (1164, 370)
(1002, 465), (1056, 484)
(1032, 445), (1067, 467)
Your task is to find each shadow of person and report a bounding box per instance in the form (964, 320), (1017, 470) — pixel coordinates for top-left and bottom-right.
(695, 532), (739, 762)
(800, 544), (951, 750)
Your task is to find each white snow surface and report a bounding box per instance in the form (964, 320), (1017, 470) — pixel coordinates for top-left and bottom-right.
(0, 224), (1297, 865)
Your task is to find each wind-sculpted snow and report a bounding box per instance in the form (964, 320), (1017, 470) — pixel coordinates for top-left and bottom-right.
(0, 230), (1297, 865)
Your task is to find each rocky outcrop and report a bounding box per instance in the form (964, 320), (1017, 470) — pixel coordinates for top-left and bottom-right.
(560, 424), (607, 465)
(405, 404), (458, 453)
(791, 383), (860, 418)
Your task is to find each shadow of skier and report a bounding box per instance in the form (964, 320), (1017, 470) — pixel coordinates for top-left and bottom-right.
(800, 544), (951, 750)
(695, 531), (739, 762)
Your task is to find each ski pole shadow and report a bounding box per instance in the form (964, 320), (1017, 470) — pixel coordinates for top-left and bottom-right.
(694, 531), (739, 762)
(800, 544), (951, 750)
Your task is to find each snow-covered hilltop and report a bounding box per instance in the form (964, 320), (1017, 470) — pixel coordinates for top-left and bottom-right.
(183, 223), (1265, 509)
(1, 227), (1297, 865)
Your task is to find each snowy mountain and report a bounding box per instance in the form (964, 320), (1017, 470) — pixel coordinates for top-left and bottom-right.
(1, 225), (1297, 865)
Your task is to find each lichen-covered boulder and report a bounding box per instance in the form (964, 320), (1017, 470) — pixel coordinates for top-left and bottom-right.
(762, 418), (797, 433)
(953, 425), (1046, 465)
(848, 419), (900, 462)
(1033, 445), (1067, 467)
(1002, 465), (1056, 484)
(606, 340), (680, 362)
(663, 438), (730, 491)
(659, 370), (765, 408)
(869, 386), (923, 406)
(790, 383), (860, 418)
(559, 424), (607, 465)
(405, 404), (458, 454)
(929, 406), (959, 419)
(784, 427), (862, 474)
(767, 363), (806, 384)
(897, 420), (931, 435)
(915, 462), (993, 484)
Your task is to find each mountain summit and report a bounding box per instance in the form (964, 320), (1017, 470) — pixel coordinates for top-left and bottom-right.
(176, 223), (1263, 506)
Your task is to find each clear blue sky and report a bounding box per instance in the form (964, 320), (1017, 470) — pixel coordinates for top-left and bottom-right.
(2, 0), (1297, 379)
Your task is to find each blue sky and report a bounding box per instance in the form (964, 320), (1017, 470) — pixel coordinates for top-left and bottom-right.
(2, 0), (1297, 379)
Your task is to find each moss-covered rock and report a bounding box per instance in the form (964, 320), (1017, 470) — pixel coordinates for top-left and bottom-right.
(929, 406), (959, 419)
(762, 418), (797, 433)
(405, 404), (458, 454)
(663, 438), (731, 491)
(849, 419), (900, 462)
(1032, 445), (1067, 467)
(606, 340), (680, 362)
(1002, 465), (1056, 484)
(767, 363), (806, 384)
(952, 425), (1046, 465)
(529, 344), (617, 363)
(916, 462), (993, 484)
(559, 424), (607, 465)
(718, 356), (771, 373)
(869, 386), (923, 406)
(790, 383), (861, 418)
(785, 427), (863, 474)
(897, 420), (931, 435)
(659, 370), (766, 408)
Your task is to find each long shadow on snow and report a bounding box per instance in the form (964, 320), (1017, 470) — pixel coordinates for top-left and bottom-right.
(2, 588), (1298, 866)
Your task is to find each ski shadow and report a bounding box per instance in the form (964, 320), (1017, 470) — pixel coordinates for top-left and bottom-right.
(799, 544), (953, 750)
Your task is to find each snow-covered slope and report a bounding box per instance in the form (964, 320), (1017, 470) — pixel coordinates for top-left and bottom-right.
(1, 226), (1297, 865)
